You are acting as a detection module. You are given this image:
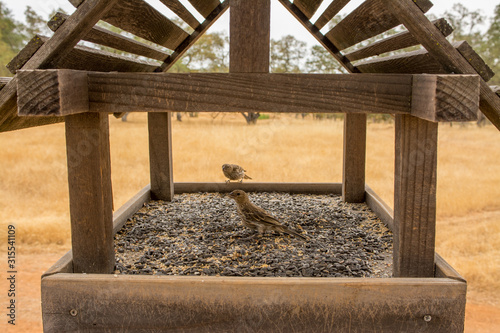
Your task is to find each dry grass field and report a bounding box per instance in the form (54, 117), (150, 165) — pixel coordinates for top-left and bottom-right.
(0, 113), (499, 332)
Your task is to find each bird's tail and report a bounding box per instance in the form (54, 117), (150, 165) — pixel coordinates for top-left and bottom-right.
(283, 228), (308, 241)
(244, 174), (252, 180)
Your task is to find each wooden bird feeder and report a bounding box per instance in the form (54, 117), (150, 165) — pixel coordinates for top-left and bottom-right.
(2, 0), (500, 331)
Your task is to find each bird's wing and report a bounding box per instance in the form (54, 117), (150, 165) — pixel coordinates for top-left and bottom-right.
(242, 205), (282, 227)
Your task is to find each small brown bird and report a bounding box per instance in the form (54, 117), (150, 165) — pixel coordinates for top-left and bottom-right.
(228, 190), (307, 240)
(222, 164), (252, 183)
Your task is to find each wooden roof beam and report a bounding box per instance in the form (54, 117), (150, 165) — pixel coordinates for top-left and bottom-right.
(17, 70), (479, 122)
(382, 0), (500, 130)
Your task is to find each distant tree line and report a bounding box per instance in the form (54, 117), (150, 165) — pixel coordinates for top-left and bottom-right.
(1, 1), (498, 123)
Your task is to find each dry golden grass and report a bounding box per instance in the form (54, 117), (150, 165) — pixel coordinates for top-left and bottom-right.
(0, 113), (499, 308)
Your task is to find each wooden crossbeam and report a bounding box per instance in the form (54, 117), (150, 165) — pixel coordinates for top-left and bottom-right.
(294, 0), (323, 19)
(314, 0), (351, 30)
(345, 18), (453, 62)
(16, 70), (480, 122)
(159, 0), (200, 29)
(187, 0), (221, 17)
(48, 12), (171, 61)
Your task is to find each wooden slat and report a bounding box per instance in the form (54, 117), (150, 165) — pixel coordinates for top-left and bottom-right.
(0, 0), (118, 133)
(148, 113), (174, 201)
(325, 0), (433, 51)
(48, 12), (170, 61)
(159, 0), (200, 29)
(365, 184), (394, 231)
(42, 273), (466, 332)
(411, 74), (479, 122)
(294, 0), (323, 19)
(69, 0), (189, 50)
(8, 35), (158, 73)
(174, 182), (343, 194)
(187, 0), (221, 17)
(382, 0), (500, 131)
(394, 114), (437, 278)
(230, 0), (270, 73)
(65, 112), (114, 274)
(112, 184), (151, 234)
(0, 77), (11, 90)
(160, 1), (229, 72)
(435, 253), (466, 282)
(314, 0), (351, 30)
(346, 18), (453, 62)
(342, 113), (366, 203)
(278, 0), (356, 73)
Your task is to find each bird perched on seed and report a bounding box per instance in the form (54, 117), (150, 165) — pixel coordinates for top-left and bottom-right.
(222, 164), (252, 183)
(228, 190), (307, 240)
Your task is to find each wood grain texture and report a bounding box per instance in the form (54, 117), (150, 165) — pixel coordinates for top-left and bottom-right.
(325, 0), (432, 51)
(17, 69), (89, 116)
(112, 185), (151, 235)
(365, 184), (394, 231)
(6, 35), (46, 74)
(71, 0), (189, 50)
(160, 1), (229, 72)
(346, 18), (453, 62)
(342, 113), (366, 203)
(277, 0), (357, 73)
(382, 0), (500, 130)
(159, 0), (200, 29)
(187, 0), (221, 17)
(148, 113), (174, 201)
(314, 0), (351, 30)
(174, 182), (343, 194)
(294, 0), (323, 19)
(394, 114), (438, 278)
(85, 73), (414, 115)
(229, 0), (270, 73)
(65, 113), (114, 274)
(48, 12), (170, 61)
(0, 77), (11, 89)
(41, 273), (466, 332)
(411, 74), (479, 122)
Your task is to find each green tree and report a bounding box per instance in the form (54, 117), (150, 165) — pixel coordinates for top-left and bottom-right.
(180, 31), (229, 72)
(0, 1), (26, 76)
(24, 6), (48, 37)
(270, 35), (306, 73)
(306, 45), (346, 73)
(485, 4), (500, 85)
(444, 3), (485, 50)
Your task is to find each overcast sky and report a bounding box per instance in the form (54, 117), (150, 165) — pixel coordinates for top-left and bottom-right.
(5, 0), (500, 47)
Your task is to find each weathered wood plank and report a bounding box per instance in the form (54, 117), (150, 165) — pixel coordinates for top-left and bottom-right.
(159, 1), (229, 72)
(0, 0), (116, 132)
(277, 0), (356, 73)
(393, 114), (438, 278)
(41, 273), (466, 332)
(159, 0), (200, 29)
(346, 18), (453, 62)
(455, 41), (495, 82)
(325, 0), (433, 51)
(48, 12), (170, 61)
(8, 35), (158, 74)
(314, 0), (350, 30)
(174, 182), (343, 194)
(0, 77), (11, 90)
(87, 73), (414, 114)
(294, 0), (323, 19)
(435, 253), (466, 282)
(65, 112), (114, 274)
(365, 184), (394, 231)
(17, 69), (88, 117)
(187, 0), (221, 17)
(70, 0), (188, 50)
(342, 113), (366, 203)
(41, 250), (74, 277)
(113, 184), (151, 235)
(382, 0), (500, 130)
(411, 74), (479, 122)
(148, 113), (174, 201)
(229, 0), (270, 73)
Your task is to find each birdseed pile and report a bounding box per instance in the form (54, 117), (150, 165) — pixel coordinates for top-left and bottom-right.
(114, 192), (393, 278)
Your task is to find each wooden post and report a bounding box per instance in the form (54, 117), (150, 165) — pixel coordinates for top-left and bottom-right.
(342, 113), (367, 202)
(148, 112), (174, 201)
(229, 0), (270, 73)
(65, 113), (114, 273)
(393, 114), (438, 277)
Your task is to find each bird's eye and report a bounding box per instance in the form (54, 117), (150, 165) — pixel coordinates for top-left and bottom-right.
(237, 193), (240, 196)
